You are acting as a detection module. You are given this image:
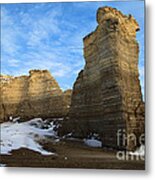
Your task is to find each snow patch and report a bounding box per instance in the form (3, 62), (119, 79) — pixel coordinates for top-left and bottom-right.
(64, 156), (68, 160)
(0, 164), (6, 167)
(12, 117), (20, 123)
(129, 144), (145, 156)
(62, 132), (73, 139)
(9, 116), (13, 121)
(84, 137), (102, 148)
(0, 118), (57, 155)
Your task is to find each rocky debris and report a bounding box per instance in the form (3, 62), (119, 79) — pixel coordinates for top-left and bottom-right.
(59, 7), (145, 151)
(0, 70), (72, 123)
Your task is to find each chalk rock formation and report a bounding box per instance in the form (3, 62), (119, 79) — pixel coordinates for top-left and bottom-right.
(0, 70), (72, 123)
(60, 7), (144, 150)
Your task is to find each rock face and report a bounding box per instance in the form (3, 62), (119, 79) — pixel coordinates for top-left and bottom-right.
(60, 7), (144, 150)
(0, 70), (72, 123)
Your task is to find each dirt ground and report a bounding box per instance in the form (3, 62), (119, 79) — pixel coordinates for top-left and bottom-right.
(0, 139), (145, 170)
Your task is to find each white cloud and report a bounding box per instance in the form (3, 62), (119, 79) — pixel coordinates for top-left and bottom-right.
(1, 3), (144, 92)
(7, 59), (20, 67)
(1, 8), (24, 55)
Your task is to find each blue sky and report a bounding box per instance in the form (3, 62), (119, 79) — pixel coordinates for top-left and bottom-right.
(1, 1), (144, 95)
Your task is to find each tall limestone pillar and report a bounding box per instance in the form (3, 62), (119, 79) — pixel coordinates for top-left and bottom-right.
(60, 7), (145, 150)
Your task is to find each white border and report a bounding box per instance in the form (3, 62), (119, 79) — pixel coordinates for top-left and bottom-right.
(0, 0), (143, 3)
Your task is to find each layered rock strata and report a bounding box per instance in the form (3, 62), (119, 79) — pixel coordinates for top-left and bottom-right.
(0, 70), (72, 123)
(60, 7), (145, 150)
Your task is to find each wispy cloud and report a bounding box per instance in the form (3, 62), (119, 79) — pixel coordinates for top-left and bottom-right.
(1, 2), (144, 92)
(1, 8), (21, 54)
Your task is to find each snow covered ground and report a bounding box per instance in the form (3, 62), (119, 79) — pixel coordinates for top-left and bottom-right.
(0, 118), (58, 155)
(0, 117), (145, 158)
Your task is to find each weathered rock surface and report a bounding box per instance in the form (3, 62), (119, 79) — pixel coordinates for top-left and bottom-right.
(0, 70), (72, 123)
(60, 7), (145, 150)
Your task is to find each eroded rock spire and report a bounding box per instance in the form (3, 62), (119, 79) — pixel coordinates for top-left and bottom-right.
(60, 6), (144, 150)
